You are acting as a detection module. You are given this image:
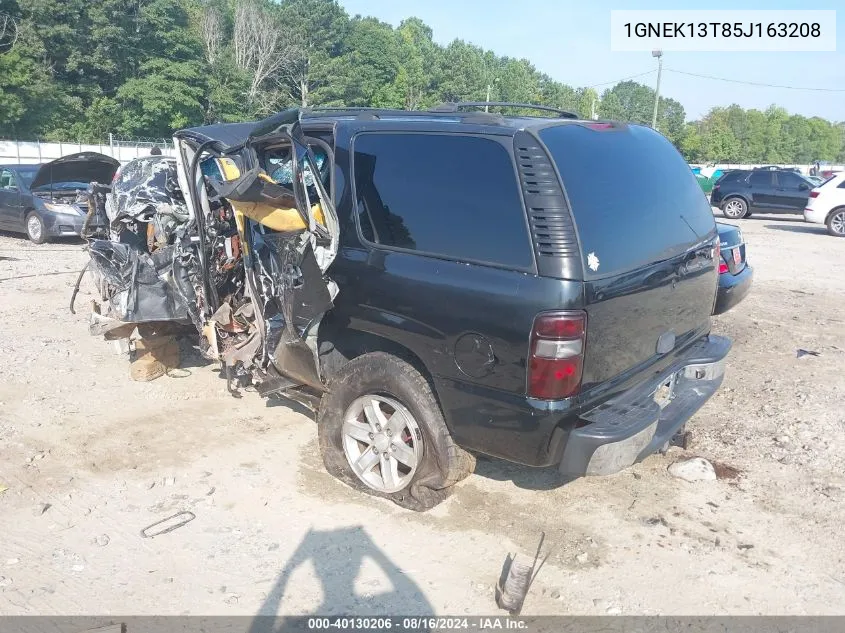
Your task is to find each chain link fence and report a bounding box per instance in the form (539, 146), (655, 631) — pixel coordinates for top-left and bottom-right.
(0, 135), (176, 165)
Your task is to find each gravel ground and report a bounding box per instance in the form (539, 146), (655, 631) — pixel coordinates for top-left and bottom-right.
(0, 212), (844, 617)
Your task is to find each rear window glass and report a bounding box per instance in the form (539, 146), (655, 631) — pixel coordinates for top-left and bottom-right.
(539, 124), (715, 279)
(717, 170), (746, 184)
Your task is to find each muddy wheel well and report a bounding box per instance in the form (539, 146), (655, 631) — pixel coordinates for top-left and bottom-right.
(318, 321), (438, 397)
(317, 324), (453, 436)
(319, 327), (428, 379)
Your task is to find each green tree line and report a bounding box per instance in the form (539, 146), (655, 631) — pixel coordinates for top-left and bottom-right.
(680, 105), (845, 164)
(1, 0), (843, 163)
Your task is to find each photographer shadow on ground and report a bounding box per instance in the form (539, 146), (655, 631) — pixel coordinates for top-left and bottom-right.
(248, 526), (434, 633)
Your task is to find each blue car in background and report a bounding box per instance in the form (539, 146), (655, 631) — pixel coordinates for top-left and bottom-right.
(714, 221), (753, 315)
(0, 152), (119, 243)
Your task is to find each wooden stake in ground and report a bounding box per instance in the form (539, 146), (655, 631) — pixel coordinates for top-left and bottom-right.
(130, 330), (180, 382)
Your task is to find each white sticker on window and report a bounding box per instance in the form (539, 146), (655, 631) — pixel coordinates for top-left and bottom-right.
(587, 252), (600, 272)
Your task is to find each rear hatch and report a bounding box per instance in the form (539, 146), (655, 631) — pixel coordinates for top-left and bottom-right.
(538, 123), (718, 393)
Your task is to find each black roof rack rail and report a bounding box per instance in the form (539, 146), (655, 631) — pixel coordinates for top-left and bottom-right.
(246, 105), (508, 128)
(304, 106), (384, 114)
(432, 102), (578, 119)
(303, 106), (444, 118)
(301, 105), (506, 124)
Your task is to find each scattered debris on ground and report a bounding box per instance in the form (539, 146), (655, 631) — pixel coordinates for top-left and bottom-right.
(2, 217), (845, 615)
(140, 510), (196, 538)
(668, 457), (717, 482)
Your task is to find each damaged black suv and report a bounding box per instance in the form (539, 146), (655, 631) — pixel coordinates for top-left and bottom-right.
(83, 105), (731, 510)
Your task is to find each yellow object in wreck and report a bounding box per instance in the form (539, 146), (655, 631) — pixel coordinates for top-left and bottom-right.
(217, 158), (241, 180)
(229, 200), (325, 232)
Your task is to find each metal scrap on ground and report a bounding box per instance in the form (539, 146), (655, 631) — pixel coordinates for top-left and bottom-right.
(140, 511), (196, 538)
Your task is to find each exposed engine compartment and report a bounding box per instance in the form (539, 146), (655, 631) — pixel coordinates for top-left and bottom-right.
(31, 189), (89, 205)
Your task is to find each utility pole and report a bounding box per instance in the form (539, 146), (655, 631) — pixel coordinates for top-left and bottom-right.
(651, 50), (663, 130)
(485, 77), (498, 112)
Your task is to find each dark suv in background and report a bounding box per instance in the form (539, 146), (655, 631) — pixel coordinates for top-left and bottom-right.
(711, 168), (813, 218)
(88, 105), (731, 510)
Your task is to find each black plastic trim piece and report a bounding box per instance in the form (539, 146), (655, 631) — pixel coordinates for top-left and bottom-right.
(513, 130), (582, 280)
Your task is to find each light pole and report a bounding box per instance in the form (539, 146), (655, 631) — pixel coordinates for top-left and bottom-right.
(485, 78), (499, 112)
(651, 50), (663, 130)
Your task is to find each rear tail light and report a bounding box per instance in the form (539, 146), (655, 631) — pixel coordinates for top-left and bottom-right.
(714, 236), (728, 273)
(809, 191), (819, 198)
(528, 312), (586, 400)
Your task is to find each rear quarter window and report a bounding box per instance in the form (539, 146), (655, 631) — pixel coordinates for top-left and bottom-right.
(352, 132), (533, 270)
(538, 124), (715, 279)
(717, 170), (747, 185)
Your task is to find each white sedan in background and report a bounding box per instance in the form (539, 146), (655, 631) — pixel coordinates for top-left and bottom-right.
(805, 172), (845, 237)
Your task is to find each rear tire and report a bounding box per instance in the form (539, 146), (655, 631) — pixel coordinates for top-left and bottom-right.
(722, 198), (747, 219)
(317, 352), (474, 511)
(826, 208), (845, 237)
(25, 212), (47, 244)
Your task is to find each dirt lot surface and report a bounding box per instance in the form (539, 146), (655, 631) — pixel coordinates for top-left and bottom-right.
(1, 213), (844, 617)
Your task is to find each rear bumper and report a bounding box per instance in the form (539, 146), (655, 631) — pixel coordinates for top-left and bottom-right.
(804, 206), (827, 225)
(559, 334), (731, 477)
(713, 265), (753, 315)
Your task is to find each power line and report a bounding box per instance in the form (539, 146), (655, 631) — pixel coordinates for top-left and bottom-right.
(666, 68), (845, 92)
(587, 69), (655, 88)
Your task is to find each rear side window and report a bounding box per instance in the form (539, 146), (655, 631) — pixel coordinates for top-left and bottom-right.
(749, 171), (773, 187)
(538, 124), (715, 279)
(352, 133), (533, 269)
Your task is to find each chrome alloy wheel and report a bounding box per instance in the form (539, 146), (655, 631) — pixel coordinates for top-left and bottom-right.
(723, 199), (744, 218)
(829, 210), (845, 235)
(27, 215), (43, 241)
(341, 394), (422, 493)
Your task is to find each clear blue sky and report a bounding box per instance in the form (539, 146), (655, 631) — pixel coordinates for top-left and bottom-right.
(337, 0), (844, 122)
